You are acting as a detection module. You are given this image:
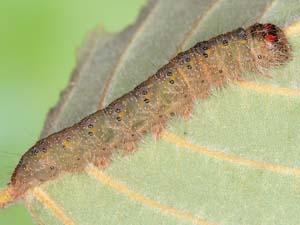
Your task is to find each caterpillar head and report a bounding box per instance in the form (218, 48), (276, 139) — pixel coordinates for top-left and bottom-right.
(247, 23), (291, 68)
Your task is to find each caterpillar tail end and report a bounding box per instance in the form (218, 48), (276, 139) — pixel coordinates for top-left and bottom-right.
(0, 185), (16, 208)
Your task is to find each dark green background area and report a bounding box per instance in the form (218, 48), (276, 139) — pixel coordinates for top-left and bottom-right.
(0, 1), (145, 224)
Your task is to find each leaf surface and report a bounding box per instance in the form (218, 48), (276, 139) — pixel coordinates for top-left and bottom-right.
(25, 0), (300, 224)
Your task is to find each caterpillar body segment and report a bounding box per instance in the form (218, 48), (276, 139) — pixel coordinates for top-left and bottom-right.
(1, 23), (290, 207)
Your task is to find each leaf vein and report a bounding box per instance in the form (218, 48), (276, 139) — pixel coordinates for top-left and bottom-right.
(162, 131), (300, 176)
(237, 80), (300, 96)
(25, 199), (46, 225)
(177, 0), (221, 52)
(97, 0), (160, 109)
(86, 165), (217, 225)
(258, 0), (279, 21)
(30, 188), (76, 225)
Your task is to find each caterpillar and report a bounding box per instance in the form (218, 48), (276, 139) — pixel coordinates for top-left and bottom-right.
(0, 23), (291, 208)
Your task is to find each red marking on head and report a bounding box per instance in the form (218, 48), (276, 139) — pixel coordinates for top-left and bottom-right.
(264, 23), (274, 30)
(265, 33), (278, 42)
(263, 23), (278, 43)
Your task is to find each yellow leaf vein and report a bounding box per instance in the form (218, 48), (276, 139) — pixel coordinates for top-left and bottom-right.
(86, 165), (217, 225)
(162, 131), (300, 176)
(30, 188), (76, 225)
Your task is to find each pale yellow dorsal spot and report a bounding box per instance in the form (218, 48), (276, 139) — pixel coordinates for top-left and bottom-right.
(217, 44), (228, 49)
(63, 140), (73, 149)
(170, 74), (177, 81)
(90, 127), (97, 134)
(118, 111), (125, 118)
(146, 91), (154, 100)
(36, 150), (49, 159)
(204, 48), (212, 56)
(235, 39), (247, 45)
(189, 59), (196, 68)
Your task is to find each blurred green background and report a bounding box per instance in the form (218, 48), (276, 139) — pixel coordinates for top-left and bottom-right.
(0, 1), (145, 224)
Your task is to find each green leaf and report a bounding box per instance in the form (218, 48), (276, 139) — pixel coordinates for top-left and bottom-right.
(15, 0), (300, 224)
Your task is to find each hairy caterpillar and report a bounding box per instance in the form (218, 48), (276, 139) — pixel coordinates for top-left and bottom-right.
(0, 23), (291, 208)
